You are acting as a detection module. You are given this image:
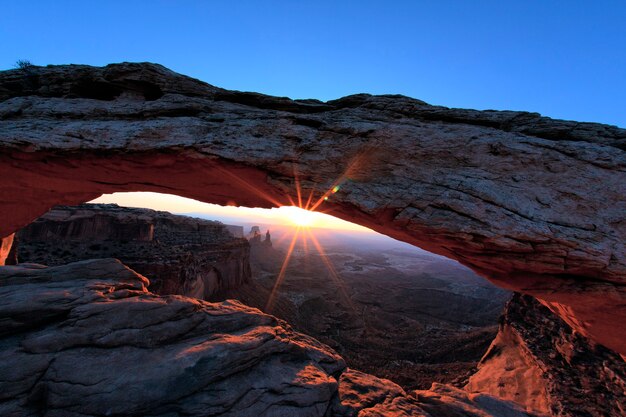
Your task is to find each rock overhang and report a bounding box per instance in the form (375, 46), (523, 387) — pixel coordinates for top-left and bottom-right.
(1, 62), (625, 355)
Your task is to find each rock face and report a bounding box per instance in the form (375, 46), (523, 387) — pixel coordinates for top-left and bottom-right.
(0, 63), (625, 355)
(16, 204), (251, 299)
(0, 259), (535, 417)
(466, 294), (626, 416)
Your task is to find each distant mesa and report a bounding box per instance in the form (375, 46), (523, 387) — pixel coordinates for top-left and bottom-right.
(248, 225), (273, 248)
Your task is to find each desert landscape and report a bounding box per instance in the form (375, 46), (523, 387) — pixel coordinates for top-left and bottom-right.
(1, 3), (625, 415)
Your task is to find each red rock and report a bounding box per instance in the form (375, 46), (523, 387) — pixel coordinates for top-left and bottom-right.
(0, 234), (15, 265)
(466, 294), (626, 416)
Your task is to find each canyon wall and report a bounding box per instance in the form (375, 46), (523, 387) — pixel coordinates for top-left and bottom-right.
(466, 294), (626, 416)
(0, 63), (625, 355)
(16, 204), (251, 300)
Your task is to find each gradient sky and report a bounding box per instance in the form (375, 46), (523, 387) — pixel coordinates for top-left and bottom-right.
(2, 1), (625, 126)
(91, 192), (372, 232)
(4, 1), (625, 230)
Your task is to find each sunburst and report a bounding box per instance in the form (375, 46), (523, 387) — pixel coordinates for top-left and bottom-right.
(263, 159), (367, 314)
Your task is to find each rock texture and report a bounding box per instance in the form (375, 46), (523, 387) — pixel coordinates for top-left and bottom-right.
(0, 234), (16, 266)
(16, 204), (251, 300)
(0, 259), (534, 417)
(466, 294), (626, 416)
(334, 370), (534, 417)
(0, 63), (625, 354)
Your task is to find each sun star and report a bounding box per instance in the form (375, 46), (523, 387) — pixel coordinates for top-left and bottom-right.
(283, 206), (315, 227)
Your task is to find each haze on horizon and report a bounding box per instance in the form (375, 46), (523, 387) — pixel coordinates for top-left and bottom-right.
(91, 192), (374, 233)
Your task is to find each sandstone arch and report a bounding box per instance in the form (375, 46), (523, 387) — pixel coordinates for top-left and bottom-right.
(1, 63), (625, 355)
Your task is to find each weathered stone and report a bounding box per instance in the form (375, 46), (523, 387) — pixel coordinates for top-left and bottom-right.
(332, 370), (535, 417)
(0, 259), (533, 417)
(0, 62), (625, 354)
(414, 383), (540, 417)
(466, 294), (626, 417)
(0, 259), (344, 416)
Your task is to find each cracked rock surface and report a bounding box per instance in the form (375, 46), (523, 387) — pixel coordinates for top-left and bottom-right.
(466, 294), (626, 417)
(0, 63), (625, 354)
(0, 259), (534, 417)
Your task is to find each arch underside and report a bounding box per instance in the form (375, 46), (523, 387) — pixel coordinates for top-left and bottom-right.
(1, 62), (625, 354)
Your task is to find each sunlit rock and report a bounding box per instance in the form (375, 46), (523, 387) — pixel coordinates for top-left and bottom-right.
(466, 294), (626, 416)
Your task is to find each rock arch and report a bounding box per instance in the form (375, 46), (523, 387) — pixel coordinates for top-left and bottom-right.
(1, 62), (625, 354)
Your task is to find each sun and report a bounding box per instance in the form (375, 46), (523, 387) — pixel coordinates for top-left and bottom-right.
(282, 206), (315, 227)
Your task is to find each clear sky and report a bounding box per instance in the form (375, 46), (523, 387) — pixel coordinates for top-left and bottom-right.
(2, 1), (625, 127)
(4, 1), (626, 230)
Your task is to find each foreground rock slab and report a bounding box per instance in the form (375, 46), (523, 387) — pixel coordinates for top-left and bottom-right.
(0, 259), (344, 416)
(0, 259), (533, 417)
(1, 63), (625, 354)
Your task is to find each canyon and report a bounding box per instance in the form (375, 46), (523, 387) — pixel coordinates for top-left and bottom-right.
(1, 62), (625, 416)
(1, 62), (625, 355)
(2, 255), (623, 416)
(235, 227), (510, 390)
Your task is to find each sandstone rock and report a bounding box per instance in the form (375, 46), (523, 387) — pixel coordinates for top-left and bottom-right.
(0, 259), (344, 416)
(0, 259), (534, 417)
(16, 204), (251, 299)
(413, 383), (538, 417)
(333, 369), (535, 417)
(0, 62), (625, 354)
(0, 234), (16, 265)
(466, 294), (626, 417)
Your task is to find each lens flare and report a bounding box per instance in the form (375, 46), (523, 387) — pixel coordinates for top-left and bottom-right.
(265, 226), (301, 312)
(265, 155), (372, 312)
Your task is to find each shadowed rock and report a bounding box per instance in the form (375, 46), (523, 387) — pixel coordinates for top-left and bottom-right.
(0, 259), (344, 416)
(0, 62), (625, 354)
(0, 259), (535, 416)
(17, 203), (251, 299)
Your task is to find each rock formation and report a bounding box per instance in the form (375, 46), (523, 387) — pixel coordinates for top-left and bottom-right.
(248, 226), (273, 248)
(466, 294), (626, 417)
(15, 204), (251, 300)
(1, 62), (624, 354)
(0, 258), (537, 416)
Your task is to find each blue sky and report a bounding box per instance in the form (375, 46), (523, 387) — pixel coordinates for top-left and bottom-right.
(2, 1), (625, 127)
